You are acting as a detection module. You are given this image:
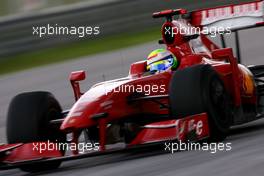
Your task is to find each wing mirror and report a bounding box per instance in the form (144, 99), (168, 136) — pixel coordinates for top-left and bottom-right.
(69, 70), (86, 101)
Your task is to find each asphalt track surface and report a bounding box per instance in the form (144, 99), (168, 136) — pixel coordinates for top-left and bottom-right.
(0, 28), (264, 176)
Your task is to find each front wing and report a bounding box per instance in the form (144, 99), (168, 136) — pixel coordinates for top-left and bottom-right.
(0, 113), (209, 170)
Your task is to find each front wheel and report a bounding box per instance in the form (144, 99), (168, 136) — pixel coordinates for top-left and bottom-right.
(7, 91), (66, 172)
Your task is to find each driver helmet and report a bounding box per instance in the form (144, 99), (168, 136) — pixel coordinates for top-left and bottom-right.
(146, 49), (178, 73)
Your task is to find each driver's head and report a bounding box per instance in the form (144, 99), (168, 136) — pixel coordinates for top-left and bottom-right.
(146, 49), (178, 73)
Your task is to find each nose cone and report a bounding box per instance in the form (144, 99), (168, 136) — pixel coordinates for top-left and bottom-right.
(60, 101), (100, 132)
(60, 86), (108, 131)
(60, 103), (97, 131)
(60, 78), (130, 132)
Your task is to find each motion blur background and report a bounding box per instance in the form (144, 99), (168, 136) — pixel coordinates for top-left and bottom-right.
(0, 0), (252, 75)
(0, 0), (89, 16)
(1, 1), (264, 175)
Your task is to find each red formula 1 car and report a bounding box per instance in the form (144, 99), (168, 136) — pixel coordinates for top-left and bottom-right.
(1, 0), (264, 173)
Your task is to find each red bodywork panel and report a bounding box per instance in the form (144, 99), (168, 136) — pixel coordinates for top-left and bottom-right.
(130, 113), (209, 145)
(61, 71), (171, 131)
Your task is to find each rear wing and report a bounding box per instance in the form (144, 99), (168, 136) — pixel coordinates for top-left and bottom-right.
(153, 1), (264, 63)
(190, 0), (264, 31)
(189, 0), (264, 62)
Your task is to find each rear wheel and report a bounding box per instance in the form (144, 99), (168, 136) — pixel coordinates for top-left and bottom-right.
(7, 91), (66, 172)
(170, 65), (233, 141)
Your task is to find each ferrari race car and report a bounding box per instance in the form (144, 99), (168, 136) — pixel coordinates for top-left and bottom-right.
(1, 0), (264, 173)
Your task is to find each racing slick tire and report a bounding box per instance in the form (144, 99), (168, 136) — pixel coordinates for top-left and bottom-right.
(169, 64), (233, 142)
(7, 91), (66, 172)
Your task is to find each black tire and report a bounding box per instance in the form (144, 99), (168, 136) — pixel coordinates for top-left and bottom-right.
(169, 65), (233, 142)
(7, 91), (66, 172)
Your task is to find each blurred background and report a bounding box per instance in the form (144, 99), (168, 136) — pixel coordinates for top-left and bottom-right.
(0, 0), (94, 16)
(0, 0), (253, 75)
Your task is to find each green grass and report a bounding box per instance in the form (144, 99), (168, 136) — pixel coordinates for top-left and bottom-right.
(0, 27), (161, 75)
